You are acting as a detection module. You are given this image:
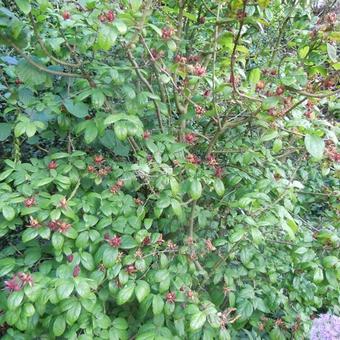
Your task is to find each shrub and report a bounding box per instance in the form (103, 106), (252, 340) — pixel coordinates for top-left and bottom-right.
(0, 0), (339, 339)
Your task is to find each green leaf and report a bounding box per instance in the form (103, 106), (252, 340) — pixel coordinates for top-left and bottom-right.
(120, 235), (138, 249)
(313, 268), (324, 283)
(190, 179), (202, 200)
(171, 199), (182, 217)
(262, 96), (280, 110)
(2, 206), (15, 221)
(152, 294), (164, 315)
(117, 282), (135, 305)
(22, 228), (38, 242)
(103, 247), (118, 268)
(327, 43), (337, 62)
(238, 300), (253, 319)
(15, 0), (31, 14)
(97, 26), (117, 51)
(81, 252), (95, 271)
(249, 68), (261, 84)
(52, 232), (64, 250)
(190, 312), (206, 331)
(115, 20), (127, 35)
(57, 281), (74, 300)
(53, 315), (66, 336)
(7, 291), (24, 310)
(84, 124), (98, 144)
(66, 301), (81, 325)
(91, 89), (106, 109)
(0, 258), (16, 276)
(114, 123), (128, 141)
(0, 123), (12, 141)
(304, 134), (324, 159)
(298, 46), (309, 58)
(272, 139), (282, 153)
(130, 0), (142, 11)
(135, 280), (150, 303)
(64, 99), (89, 118)
(229, 229), (245, 243)
(213, 179), (225, 197)
(262, 129), (278, 142)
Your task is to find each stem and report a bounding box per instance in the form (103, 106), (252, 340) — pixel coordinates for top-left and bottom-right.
(2, 37), (83, 78)
(29, 13), (81, 68)
(126, 49), (164, 132)
(188, 201), (197, 239)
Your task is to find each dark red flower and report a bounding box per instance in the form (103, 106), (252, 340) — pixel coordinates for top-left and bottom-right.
(161, 27), (175, 40)
(186, 153), (200, 164)
(195, 105), (205, 115)
(4, 276), (21, 292)
(203, 89), (211, 97)
(256, 80), (265, 91)
(28, 216), (40, 228)
(206, 154), (218, 167)
(106, 235), (121, 248)
(99, 14), (107, 22)
(48, 160), (58, 170)
(94, 155), (104, 164)
(116, 180), (124, 188)
(126, 265), (137, 274)
(24, 196), (36, 208)
(214, 166), (224, 178)
(276, 85), (285, 95)
(142, 236), (151, 246)
(87, 165), (96, 173)
(67, 254), (74, 263)
(143, 131), (151, 140)
(193, 63), (206, 77)
(62, 11), (71, 20)
(106, 10), (116, 22)
(48, 220), (71, 233)
(184, 133), (198, 145)
(73, 265), (80, 277)
(166, 292), (176, 303)
(135, 198), (144, 206)
(17, 273), (33, 287)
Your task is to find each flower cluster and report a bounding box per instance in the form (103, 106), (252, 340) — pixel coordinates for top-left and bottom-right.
(184, 133), (198, 145)
(99, 10), (115, 23)
(48, 220), (71, 233)
(161, 27), (174, 40)
(87, 155), (112, 177)
(110, 179), (124, 194)
(325, 140), (340, 162)
(24, 196), (36, 208)
(105, 233), (121, 247)
(5, 273), (33, 292)
(310, 314), (340, 340)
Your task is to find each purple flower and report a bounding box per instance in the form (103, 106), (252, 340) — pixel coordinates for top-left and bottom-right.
(310, 314), (340, 340)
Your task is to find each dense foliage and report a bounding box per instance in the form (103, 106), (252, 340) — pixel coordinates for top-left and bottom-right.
(0, 0), (339, 339)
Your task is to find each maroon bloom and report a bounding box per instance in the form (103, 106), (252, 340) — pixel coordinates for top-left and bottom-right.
(73, 265), (80, 277)
(166, 292), (176, 303)
(48, 160), (58, 170)
(24, 196), (36, 208)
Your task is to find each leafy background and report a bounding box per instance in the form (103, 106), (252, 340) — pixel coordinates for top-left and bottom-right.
(0, 0), (339, 339)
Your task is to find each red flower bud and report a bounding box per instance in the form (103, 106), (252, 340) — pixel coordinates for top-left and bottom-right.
(62, 11), (71, 20)
(48, 160), (58, 170)
(73, 265), (80, 277)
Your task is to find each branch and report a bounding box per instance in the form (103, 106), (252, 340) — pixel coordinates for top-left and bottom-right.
(2, 36), (84, 79)
(29, 13), (81, 68)
(126, 48), (164, 132)
(287, 87), (340, 99)
(188, 201), (197, 239)
(229, 1), (262, 103)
